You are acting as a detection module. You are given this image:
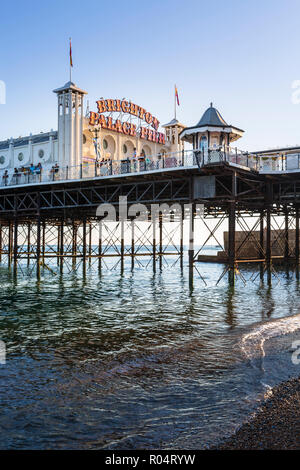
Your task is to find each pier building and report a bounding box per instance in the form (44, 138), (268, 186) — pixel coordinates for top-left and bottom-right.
(0, 78), (300, 286)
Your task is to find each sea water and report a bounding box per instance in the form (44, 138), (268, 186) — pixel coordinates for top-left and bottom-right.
(0, 247), (299, 449)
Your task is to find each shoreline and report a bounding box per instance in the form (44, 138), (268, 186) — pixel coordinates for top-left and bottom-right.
(215, 377), (300, 450)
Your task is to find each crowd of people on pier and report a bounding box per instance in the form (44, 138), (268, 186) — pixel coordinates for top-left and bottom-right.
(1, 163), (61, 186)
(96, 148), (181, 173)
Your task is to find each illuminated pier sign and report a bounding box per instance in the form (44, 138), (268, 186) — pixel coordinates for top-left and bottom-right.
(89, 99), (165, 144)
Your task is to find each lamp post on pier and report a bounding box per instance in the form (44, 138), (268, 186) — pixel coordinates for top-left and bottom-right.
(89, 125), (102, 163)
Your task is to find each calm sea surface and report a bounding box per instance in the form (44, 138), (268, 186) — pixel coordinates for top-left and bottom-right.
(1, 247), (300, 449)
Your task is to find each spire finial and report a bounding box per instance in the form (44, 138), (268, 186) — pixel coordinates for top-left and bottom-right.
(210, 102), (213, 108)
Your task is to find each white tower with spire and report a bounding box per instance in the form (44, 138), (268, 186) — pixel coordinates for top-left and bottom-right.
(53, 81), (87, 168)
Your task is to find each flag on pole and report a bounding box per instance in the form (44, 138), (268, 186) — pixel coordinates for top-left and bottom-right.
(175, 85), (180, 106)
(69, 38), (73, 68)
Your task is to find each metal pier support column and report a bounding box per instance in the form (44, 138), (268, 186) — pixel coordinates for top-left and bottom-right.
(120, 218), (125, 273)
(98, 219), (102, 273)
(59, 219), (64, 273)
(260, 211), (264, 280)
(88, 222), (92, 265)
(284, 207), (289, 263)
(228, 201), (236, 287)
(152, 214), (156, 272)
(27, 222), (31, 266)
(159, 215), (163, 270)
(180, 211), (184, 269)
(57, 223), (61, 266)
(131, 219), (135, 270)
(36, 216), (41, 279)
(72, 220), (77, 268)
(82, 218), (87, 275)
(296, 207), (299, 279)
(8, 220), (13, 268)
(228, 172), (237, 286)
(13, 217), (18, 275)
(42, 220), (46, 265)
(188, 203), (195, 282)
(266, 207), (272, 284)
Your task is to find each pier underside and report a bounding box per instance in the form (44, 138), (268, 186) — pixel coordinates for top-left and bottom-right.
(1, 162), (300, 285)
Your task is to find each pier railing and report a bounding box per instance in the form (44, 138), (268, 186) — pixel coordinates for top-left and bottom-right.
(1, 146), (298, 188)
(0, 150), (195, 188)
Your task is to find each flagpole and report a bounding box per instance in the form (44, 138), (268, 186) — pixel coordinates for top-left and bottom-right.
(174, 85), (176, 120)
(69, 38), (72, 82)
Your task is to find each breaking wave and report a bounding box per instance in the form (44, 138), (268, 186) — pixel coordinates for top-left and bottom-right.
(240, 313), (300, 392)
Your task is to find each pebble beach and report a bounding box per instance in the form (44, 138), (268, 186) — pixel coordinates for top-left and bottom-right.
(216, 377), (300, 450)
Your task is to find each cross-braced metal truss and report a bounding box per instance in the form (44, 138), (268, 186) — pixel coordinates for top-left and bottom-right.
(0, 216), (184, 277)
(190, 206), (300, 286)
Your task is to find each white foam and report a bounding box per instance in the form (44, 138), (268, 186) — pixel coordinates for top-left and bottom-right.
(240, 314), (300, 391)
(241, 313), (300, 360)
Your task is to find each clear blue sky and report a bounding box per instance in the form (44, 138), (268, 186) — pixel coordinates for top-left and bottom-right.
(1, 0), (300, 151)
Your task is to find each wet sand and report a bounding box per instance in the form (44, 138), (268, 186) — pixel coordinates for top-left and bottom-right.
(217, 377), (300, 450)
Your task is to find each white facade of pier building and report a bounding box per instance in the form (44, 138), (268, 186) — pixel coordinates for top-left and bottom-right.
(0, 81), (185, 174)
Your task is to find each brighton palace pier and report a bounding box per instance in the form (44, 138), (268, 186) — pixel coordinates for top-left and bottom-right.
(1, 79), (300, 284)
